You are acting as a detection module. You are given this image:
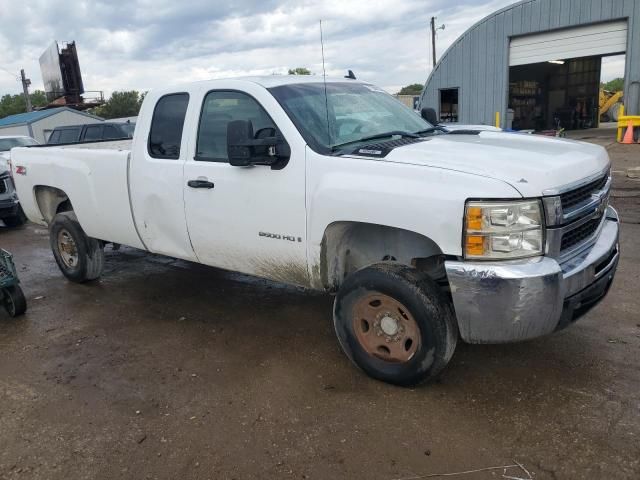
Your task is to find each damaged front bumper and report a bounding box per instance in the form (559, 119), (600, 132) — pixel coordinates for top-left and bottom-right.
(445, 207), (620, 343)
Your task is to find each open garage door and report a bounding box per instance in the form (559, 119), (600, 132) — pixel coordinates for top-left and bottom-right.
(510, 20), (627, 66)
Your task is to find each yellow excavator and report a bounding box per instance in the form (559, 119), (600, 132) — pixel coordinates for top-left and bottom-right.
(599, 89), (624, 123)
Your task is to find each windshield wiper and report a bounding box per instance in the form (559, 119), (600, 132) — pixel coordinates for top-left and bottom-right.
(331, 130), (419, 151)
(414, 126), (448, 135)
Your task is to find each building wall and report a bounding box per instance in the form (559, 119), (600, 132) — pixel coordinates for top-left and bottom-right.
(31, 110), (103, 143)
(0, 125), (30, 138)
(420, 0), (640, 125)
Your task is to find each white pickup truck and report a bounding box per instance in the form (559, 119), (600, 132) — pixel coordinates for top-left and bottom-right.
(12, 76), (619, 386)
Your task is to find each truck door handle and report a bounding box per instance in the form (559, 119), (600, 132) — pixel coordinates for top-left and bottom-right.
(187, 179), (215, 189)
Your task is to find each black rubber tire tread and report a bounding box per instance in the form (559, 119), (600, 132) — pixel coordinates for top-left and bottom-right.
(3, 286), (27, 317)
(2, 206), (27, 227)
(333, 263), (458, 387)
(49, 212), (104, 283)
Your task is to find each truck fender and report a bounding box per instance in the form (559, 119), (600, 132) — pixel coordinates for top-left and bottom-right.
(318, 221), (445, 291)
(33, 186), (72, 224)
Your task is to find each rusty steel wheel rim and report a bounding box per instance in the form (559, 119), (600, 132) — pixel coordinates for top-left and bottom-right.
(57, 229), (79, 269)
(352, 293), (421, 363)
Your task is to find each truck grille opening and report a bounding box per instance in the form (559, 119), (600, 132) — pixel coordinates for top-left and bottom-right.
(0, 179), (7, 195)
(561, 217), (601, 251)
(560, 174), (608, 210)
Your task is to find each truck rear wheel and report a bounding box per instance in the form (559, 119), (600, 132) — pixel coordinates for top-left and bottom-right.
(49, 212), (104, 283)
(333, 263), (458, 386)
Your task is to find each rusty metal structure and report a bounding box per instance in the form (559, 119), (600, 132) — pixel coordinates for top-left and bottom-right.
(38, 41), (104, 110)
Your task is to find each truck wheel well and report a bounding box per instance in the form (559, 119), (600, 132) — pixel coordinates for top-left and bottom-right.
(34, 186), (72, 224)
(320, 222), (446, 291)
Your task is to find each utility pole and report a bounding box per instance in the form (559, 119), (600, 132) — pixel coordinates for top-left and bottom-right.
(20, 69), (32, 112)
(430, 17), (445, 68)
(431, 17), (437, 68)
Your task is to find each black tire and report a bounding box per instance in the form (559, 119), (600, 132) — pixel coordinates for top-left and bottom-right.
(333, 263), (458, 386)
(49, 212), (104, 283)
(2, 205), (27, 227)
(3, 286), (27, 317)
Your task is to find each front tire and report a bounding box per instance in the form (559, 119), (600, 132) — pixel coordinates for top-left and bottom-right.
(49, 212), (104, 283)
(333, 263), (458, 386)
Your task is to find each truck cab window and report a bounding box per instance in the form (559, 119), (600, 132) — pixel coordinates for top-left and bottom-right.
(148, 93), (189, 159)
(84, 125), (103, 141)
(59, 128), (81, 144)
(196, 91), (276, 162)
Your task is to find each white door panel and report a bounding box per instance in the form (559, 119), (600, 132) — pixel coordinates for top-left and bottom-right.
(183, 85), (308, 286)
(129, 91), (198, 261)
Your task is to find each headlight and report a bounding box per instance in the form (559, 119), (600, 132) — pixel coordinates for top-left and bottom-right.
(464, 200), (544, 259)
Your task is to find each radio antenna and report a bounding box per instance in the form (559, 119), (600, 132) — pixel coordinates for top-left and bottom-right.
(320, 20), (331, 145)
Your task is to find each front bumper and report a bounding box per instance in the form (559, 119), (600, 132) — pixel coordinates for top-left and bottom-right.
(0, 197), (19, 219)
(445, 207), (620, 343)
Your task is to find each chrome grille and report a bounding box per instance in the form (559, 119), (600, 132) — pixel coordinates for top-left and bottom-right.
(560, 216), (602, 251)
(560, 174), (608, 211)
(543, 168), (612, 260)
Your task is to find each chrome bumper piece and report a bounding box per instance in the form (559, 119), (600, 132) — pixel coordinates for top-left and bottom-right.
(445, 207), (619, 344)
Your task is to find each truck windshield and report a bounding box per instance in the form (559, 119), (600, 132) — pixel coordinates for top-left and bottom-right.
(0, 137), (38, 151)
(269, 82), (432, 154)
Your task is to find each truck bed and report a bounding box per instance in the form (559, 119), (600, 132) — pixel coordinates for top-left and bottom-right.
(11, 145), (145, 250)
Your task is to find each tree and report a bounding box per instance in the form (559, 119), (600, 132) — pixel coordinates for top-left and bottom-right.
(601, 78), (624, 92)
(0, 90), (48, 119)
(288, 67), (311, 75)
(91, 90), (146, 119)
(397, 84), (424, 95)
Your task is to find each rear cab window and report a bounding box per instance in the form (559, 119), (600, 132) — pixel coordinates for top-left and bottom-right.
(148, 93), (190, 159)
(83, 125), (104, 142)
(58, 128), (81, 144)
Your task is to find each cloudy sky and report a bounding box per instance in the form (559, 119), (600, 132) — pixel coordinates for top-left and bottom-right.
(0, 0), (626, 98)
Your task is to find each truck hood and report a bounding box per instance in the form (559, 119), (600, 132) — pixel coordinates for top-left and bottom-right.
(379, 132), (610, 197)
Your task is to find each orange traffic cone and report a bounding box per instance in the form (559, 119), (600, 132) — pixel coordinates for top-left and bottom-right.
(621, 120), (634, 144)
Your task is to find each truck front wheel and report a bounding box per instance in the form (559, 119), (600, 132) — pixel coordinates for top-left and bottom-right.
(333, 263), (458, 386)
(49, 212), (104, 283)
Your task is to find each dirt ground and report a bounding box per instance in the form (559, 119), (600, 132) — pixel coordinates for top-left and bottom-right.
(0, 140), (639, 480)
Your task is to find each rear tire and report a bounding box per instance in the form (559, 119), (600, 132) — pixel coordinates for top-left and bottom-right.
(49, 212), (104, 283)
(333, 263), (458, 387)
(2, 286), (26, 317)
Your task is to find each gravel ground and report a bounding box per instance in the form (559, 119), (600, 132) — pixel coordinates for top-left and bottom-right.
(0, 138), (638, 480)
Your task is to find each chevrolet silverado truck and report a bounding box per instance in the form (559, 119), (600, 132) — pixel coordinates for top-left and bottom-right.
(11, 77), (619, 386)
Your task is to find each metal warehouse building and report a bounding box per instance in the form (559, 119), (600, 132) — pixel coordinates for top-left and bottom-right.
(0, 107), (103, 143)
(420, 0), (640, 130)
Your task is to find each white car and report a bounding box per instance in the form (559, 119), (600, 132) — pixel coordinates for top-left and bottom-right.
(11, 77), (618, 385)
(0, 135), (38, 226)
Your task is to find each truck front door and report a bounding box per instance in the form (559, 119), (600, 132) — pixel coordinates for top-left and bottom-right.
(183, 85), (309, 286)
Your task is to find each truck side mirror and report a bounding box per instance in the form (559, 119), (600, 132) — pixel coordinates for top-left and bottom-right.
(227, 120), (254, 167)
(421, 107), (438, 125)
(227, 120), (290, 169)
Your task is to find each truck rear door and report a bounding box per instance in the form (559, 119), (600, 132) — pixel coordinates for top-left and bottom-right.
(182, 84), (309, 286)
(129, 92), (198, 261)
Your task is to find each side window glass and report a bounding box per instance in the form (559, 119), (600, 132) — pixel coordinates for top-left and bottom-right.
(103, 125), (121, 140)
(196, 91), (276, 162)
(48, 131), (61, 144)
(84, 125), (103, 141)
(148, 93), (189, 159)
(59, 128), (80, 144)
